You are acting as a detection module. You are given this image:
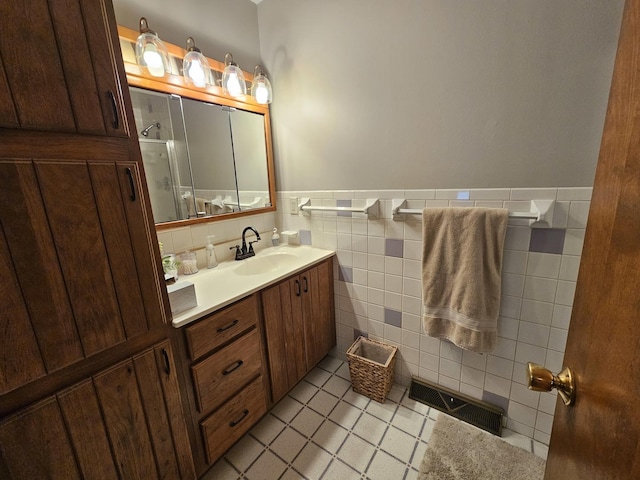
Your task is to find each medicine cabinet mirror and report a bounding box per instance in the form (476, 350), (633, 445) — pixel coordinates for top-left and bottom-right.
(118, 25), (276, 228)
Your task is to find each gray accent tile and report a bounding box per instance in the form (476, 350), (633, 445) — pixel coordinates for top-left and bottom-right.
(385, 238), (404, 258)
(300, 230), (312, 245)
(339, 266), (353, 283)
(384, 308), (402, 328)
(337, 199), (352, 217)
(529, 229), (565, 254)
(482, 390), (509, 413)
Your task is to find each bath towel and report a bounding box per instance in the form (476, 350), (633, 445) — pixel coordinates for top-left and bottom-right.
(421, 207), (508, 353)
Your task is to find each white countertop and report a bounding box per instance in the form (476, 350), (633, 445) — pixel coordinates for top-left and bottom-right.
(170, 245), (336, 328)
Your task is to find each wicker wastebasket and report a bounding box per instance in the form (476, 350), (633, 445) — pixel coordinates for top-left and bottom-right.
(346, 336), (398, 403)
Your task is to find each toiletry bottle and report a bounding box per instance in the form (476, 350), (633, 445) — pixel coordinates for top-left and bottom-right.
(271, 227), (280, 246)
(206, 235), (218, 268)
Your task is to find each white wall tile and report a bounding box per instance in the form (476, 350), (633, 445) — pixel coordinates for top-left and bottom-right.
(563, 229), (585, 255)
(503, 250), (528, 275)
(368, 288), (385, 306)
(486, 355), (514, 379)
(368, 319), (384, 337)
(402, 330), (420, 349)
(462, 350), (487, 370)
(403, 313), (422, 333)
(535, 412), (554, 435)
(420, 352), (439, 371)
(567, 201), (591, 228)
(470, 188), (511, 200)
(171, 227), (193, 252)
(439, 358), (462, 380)
(517, 322), (550, 348)
(509, 401), (538, 427)
(402, 295), (422, 315)
(502, 273), (525, 297)
(526, 253), (561, 278)
(523, 277), (558, 303)
(403, 221), (423, 241)
(507, 420), (534, 439)
(404, 240), (422, 260)
(403, 278), (422, 298)
(547, 327), (568, 352)
(557, 187), (592, 201)
(494, 337), (517, 360)
(403, 259), (422, 279)
(352, 252), (368, 269)
(551, 201), (569, 228)
(515, 342), (546, 365)
(505, 226), (531, 251)
(368, 220), (385, 237)
(534, 430), (551, 446)
(500, 295), (523, 320)
(367, 271), (384, 290)
(368, 237), (385, 255)
(538, 392), (558, 415)
(368, 304), (385, 322)
(400, 345), (419, 366)
(545, 350), (565, 372)
(438, 375), (460, 392)
(385, 257), (403, 275)
(353, 268), (368, 286)
(384, 324), (402, 344)
(484, 373), (511, 398)
(510, 383), (540, 409)
(404, 189), (436, 200)
(459, 383), (483, 400)
(498, 316), (520, 341)
(435, 189), (470, 200)
(510, 188), (557, 201)
(420, 335), (441, 355)
(551, 305), (572, 329)
(385, 274), (403, 293)
(559, 255), (581, 281)
(425, 200), (450, 208)
(368, 254), (385, 273)
(461, 365), (485, 389)
(555, 281), (576, 306)
(475, 201), (504, 208)
(384, 291), (402, 310)
(440, 342), (463, 363)
(520, 299), (554, 325)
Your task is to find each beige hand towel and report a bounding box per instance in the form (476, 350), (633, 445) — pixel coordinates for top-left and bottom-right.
(422, 207), (509, 353)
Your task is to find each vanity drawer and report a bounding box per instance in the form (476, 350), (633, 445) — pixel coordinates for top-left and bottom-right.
(191, 329), (263, 414)
(185, 294), (258, 361)
(201, 375), (267, 464)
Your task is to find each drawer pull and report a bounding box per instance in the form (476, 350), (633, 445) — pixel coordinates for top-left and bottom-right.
(229, 409), (249, 427)
(303, 276), (308, 293)
(295, 279), (301, 297)
(217, 319), (239, 332)
(222, 360), (244, 375)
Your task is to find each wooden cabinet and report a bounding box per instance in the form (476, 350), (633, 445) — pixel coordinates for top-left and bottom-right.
(0, 341), (196, 479)
(0, 0), (130, 136)
(0, 0), (194, 478)
(179, 295), (268, 475)
(262, 258), (336, 402)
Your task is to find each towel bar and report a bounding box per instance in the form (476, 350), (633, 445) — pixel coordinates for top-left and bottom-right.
(391, 199), (555, 227)
(298, 198), (380, 217)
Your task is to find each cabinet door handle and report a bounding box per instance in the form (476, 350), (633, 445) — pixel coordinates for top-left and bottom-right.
(161, 348), (170, 375)
(303, 276), (308, 293)
(295, 279), (301, 297)
(229, 409), (249, 427)
(108, 90), (119, 129)
(125, 167), (136, 201)
(222, 360), (244, 375)
(217, 319), (239, 332)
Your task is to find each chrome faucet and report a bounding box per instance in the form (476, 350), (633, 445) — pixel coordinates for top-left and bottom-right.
(230, 226), (261, 260)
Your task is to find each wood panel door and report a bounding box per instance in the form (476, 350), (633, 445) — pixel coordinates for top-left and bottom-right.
(0, 341), (196, 480)
(0, 0), (130, 136)
(0, 159), (165, 397)
(302, 260), (336, 369)
(544, 0), (640, 478)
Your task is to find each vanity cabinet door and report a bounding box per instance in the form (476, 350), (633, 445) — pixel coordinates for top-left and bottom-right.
(0, 341), (195, 480)
(0, 0), (130, 136)
(0, 159), (166, 398)
(262, 258), (336, 402)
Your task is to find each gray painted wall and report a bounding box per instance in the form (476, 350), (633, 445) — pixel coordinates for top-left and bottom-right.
(257, 0), (624, 191)
(113, 0), (262, 71)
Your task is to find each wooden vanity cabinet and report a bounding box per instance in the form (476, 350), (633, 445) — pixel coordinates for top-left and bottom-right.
(0, 340), (195, 479)
(262, 258), (336, 402)
(178, 294), (269, 476)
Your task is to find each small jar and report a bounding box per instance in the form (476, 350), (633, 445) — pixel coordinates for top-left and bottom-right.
(180, 251), (198, 275)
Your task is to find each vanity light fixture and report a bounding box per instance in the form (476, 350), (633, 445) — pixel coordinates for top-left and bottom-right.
(251, 65), (273, 104)
(135, 17), (170, 78)
(222, 53), (247, 97)
(183, 37), (210, 87)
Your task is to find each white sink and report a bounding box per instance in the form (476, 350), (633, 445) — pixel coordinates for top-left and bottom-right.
(234, 252), (299, 276)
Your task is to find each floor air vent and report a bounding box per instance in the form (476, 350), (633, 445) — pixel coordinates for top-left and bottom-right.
(409, 377), (504, 436)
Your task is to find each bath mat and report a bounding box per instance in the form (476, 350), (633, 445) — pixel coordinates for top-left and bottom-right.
(419, 414), (545, 480)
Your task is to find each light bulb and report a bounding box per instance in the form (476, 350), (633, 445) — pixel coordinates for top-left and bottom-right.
(255, 82), (269, 104)
(227, 72), (242, 97)
(188, 63), (206, 87)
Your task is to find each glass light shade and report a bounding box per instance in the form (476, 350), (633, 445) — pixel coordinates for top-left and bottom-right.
(251, 74), (273, 104)
(183, 50), (209, 87)
(135, 22), (169, 78)
(223, 64), (246, 97)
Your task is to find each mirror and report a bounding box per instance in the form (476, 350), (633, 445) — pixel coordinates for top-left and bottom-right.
(118, 25), (276, 228)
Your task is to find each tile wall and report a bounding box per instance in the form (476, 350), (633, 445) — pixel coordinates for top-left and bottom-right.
(155, 186), (591, 446)
(274, 187), (592, 445)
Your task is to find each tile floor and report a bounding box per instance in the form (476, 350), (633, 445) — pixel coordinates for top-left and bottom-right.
(204, 356), (548, 480)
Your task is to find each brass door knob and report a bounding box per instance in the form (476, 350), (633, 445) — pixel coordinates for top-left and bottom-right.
(527, 362), (575, 406)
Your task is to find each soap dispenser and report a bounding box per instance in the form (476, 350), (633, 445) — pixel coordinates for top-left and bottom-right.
(206, 235), (218, 268)
(271, 227), (280, 246)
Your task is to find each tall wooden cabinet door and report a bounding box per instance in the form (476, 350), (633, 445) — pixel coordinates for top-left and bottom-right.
(0, 159), (165, 396)
(0, 0), (129, 135)
(0, 397), (82, 479)
(93, 341), (195, 479)
(302, 260), (336, 368)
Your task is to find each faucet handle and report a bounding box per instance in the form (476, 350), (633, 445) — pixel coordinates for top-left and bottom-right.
(229, 244), (242, 260)
(248, 239), (259, 254)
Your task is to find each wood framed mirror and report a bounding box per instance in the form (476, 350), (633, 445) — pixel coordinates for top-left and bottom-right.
(117, 25), (276, 229)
